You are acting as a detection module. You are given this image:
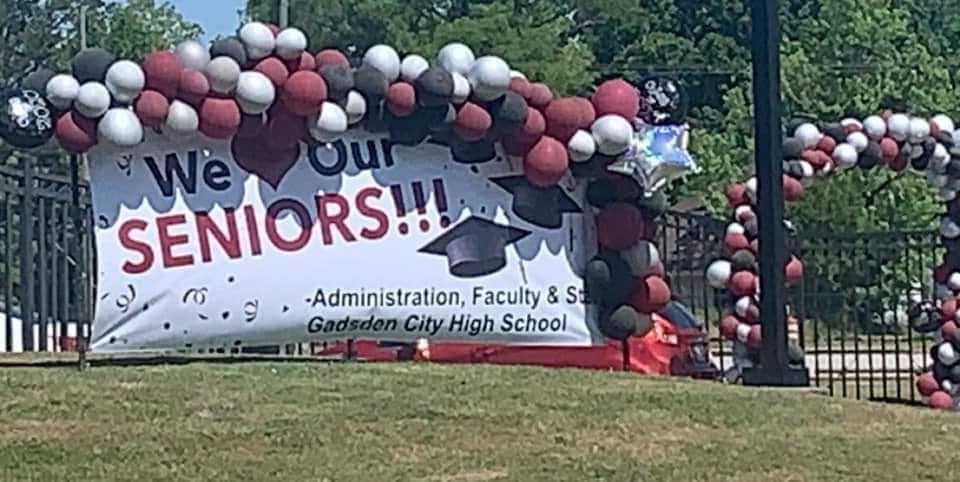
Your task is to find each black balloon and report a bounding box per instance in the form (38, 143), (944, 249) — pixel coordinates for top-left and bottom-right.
(599, 304), (642, 341)
(858, 141), (881, 170)
(824, 123), (847, 143)
(488, 91), (528, 135)
(385, 109), (430, 146)
(319, 64), (354, 102)
(731, 249), (757, 272)
(0, 88), (54, 149)
(354, 65), (389, 100)
(210, 36), (248, 66)
(415, 66), (454, 107)
(637, 75), (686, 125)
(451, 137), (496, 164)
(71, 48), (116, 83)
(636, 190), (668, 218)
(22, 68), (55, 94)
(782, 137), (804, 159)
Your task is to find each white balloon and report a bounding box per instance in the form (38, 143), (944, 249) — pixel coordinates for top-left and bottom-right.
(363, 44), (402, 82)
(567, 129), (596, 162)
(45, 74), (80, 110)
(744, 177), (758, 201)
(591, 115), (633, 155)
(908, 117), (931, 143)
(887, 114), (910, 141)
(941, 217), (960, 239)
(621, 240), (660, 277)
(165, 100), (199, 134)
(104, 60), (145, 104)
(75, 82), (111, 119)
(706, 260), (732, 289)
(400, 54), (430, 83)
(816, 158), (834, 177)
(341, 90), (367, 125)
(510, 70), (527, 80)
(275, 28), (307, 60)
(932, 143), (950, 171)
(948, 272), (960, 292)
(734, 205), (754, 222)
(794, 123), (821, 147)
(450, 72), (471, 104)
(735, 297), (752, 318)
(308, 102), (348, 142)
(467, 56), (511, 101)
(239, 22), (276, 60)
(845, 131), (869, 153)
(235, 71), (276, 114)
(932, 114), (955, 135)
(797, 160), (815, 178)
(840, 118), (862, 131)
(175, 40), (211, 71)
(832, 143), (859, 168)
(438, 42), (476, 75)
(205, 56), (242, 94)
(938, 342), (960, 366)
(863, 115), (886, 139)
(726, 223), (745, 236)
(735, 323), (751, 343)
(928, 171), (949, 188)
(98, 108), (143, 147)
(942, 188), (957, 202)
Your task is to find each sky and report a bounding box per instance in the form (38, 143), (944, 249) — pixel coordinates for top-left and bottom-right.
(115, 0), (248, 41)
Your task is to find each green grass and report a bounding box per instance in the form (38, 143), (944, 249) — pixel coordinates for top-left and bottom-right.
(0, 359), (957, 481)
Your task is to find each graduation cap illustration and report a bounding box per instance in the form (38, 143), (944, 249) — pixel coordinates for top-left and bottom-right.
(491, 175), (582, 229)
(418, 216), (531, 278)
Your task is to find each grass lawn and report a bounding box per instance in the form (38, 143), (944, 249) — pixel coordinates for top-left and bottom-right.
(0, 358), (957, 482)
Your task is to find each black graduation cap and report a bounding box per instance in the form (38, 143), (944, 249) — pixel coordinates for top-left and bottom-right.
(418, 216), (531, 278)
(491, 175), (581, 229)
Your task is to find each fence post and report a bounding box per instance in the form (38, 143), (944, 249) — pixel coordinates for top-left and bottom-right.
(19, 158), (35, 352)
(70, 154), (88, 370)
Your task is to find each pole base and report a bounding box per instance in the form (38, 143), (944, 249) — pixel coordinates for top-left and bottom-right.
(742, 365), (809, 387)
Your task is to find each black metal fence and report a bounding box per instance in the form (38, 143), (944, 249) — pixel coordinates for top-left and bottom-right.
(0, 156), (94, 353)
(656, 210), (934, 404)
(0, 156), (936, 404)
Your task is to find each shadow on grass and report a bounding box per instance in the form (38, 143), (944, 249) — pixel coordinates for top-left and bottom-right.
(0, 353), (349, 369)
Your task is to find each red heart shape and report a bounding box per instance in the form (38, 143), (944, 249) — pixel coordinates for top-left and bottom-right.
(231, 135), (300, 189)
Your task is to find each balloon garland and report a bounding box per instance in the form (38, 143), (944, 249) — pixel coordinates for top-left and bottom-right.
(705, 110), (960, 409)
(0, 23), (697, 346)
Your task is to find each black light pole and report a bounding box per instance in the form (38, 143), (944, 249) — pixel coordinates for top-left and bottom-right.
(742, 0), (808, 386)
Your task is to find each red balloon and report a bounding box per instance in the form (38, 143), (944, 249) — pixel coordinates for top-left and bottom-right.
(286, 52), (317, 72)
(879, 137), (899, 163)
(543, 97), (583, 142)
(931, 122), (942, 138)
(940, 298), (958, 322)
(142, 50), (183, 98)
(454, 102), (492, 141)
(783, 175), (804, 202)
(596, 202), (644, 250)
(592, 79), (640, 119)
(264, 103), (307, 150)
(729, 271), (756, 297)
(134, 90), (169, 127)
(726, 183), (748, 208)
(386, 82), (417, 117)
(571, 96), (596, 129)
(929, 391), (955, 410)
(916, 371), (940, 397)
(816, 135), (837, 154)
(231, 134), (299, 188)
(523, 136), (569, 187)
(750, 238), (759, 254)
(508, 77), (531, 99)
(502, 107), (545, 155)
(315, 49), (350, 68)
(177, 69), (210, 107)
(801, 150), (829, 170)
(629, 275), (672, 314)
(237, 112), (267, 139)
(724, 232), (751, 252)
(199, 97), (241, 139)
(747, 325), (762, 348)
(942, 321), (958, 342)
(742, 303), (760, 323)
(527, 83), (553, 110)
(281, 71), (327, 116)
(720, 316), (740, 340)
(254, 57), (291, 88)
(55, 111), (97, 153)
(785, 256), (803, 284)
(889, 149), (909, 172)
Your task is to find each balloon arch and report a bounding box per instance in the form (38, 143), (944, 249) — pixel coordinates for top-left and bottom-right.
(704, 112), (960, 411)
(0, 24), (695, 358)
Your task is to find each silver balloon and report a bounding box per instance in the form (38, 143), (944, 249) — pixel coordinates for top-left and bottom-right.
(175, 40), (211, 71)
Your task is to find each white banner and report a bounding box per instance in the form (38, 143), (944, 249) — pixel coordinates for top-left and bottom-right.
(86, 131), (601, 352)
